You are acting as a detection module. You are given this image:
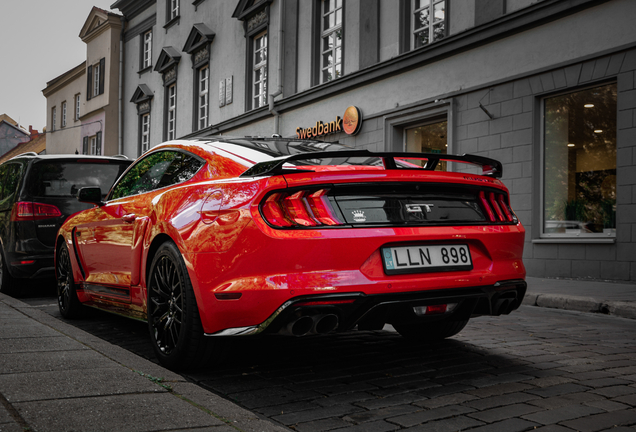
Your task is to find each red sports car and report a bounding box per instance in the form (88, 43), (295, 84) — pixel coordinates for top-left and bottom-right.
(56, 137), (526, 370)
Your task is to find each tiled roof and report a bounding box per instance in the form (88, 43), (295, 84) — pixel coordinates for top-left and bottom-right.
(0, 133), (46, 164)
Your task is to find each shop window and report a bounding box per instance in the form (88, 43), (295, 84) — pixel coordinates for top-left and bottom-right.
(542, 83), (617, 237)
(412, 0), (446, 49)
(405, 120), (448, 169)
(320, 0), (343, 83)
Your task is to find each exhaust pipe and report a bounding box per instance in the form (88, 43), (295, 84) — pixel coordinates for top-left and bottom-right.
(313, 314), (338, 334)
(493, 298), (512, 315)
(283, 316), (314, 336)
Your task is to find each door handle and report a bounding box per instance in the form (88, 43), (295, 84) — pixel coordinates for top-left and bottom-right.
(122, 214), (137, 223)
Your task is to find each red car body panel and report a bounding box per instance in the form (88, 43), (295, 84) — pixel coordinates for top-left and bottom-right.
(57, 139), (526, 335)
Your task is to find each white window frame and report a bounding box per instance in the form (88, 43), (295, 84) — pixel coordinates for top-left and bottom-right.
(198, 65), (209, 129)
(412, 0), (445, 49)
(90, 136), (97, 155)
(75, 94), (81, 120)
(252, 31), (267, 109)
(320, 0), (343, 84)
(167, 84), (177, 140)
(141, 113), (151, 153)
(93, 62), (100, 97)
(61, 102), (67, 128)
(170, 0), (179, 20)
(143, 30), (152, 69)
(52, 107), (56, 131)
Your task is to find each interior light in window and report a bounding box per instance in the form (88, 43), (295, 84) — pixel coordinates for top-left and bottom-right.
(567, 143), (575, 147)
(594, 129), (603, 133)
(584, 103), (594, 108)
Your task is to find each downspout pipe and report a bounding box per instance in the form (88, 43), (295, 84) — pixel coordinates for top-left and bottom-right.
(269, 0), (284, 135)
(118, 15), (126, 155)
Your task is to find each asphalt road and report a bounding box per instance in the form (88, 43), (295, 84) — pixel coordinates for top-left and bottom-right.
(17, 284), (636, 432)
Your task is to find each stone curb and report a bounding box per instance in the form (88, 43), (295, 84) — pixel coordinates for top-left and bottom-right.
(523, 293), (636, 320)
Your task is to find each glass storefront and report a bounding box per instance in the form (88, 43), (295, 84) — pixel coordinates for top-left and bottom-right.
(543, 83), (617, 236)
(405, 120), (447, 169)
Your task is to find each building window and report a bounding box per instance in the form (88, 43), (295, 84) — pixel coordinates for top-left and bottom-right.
(142, 30), (153, 70)
(252, 31), (268, 109)
(87, 58), (105, 99)
(141, 113), (151, 153)
(83, 132), (102, 155)
(75, 94), (81, 120)
(198, 65), (209, 129)
(61, 102), (67, 128)
(52, 107), (56, 131)
(320, 0), (343, 83)
(542, 83), (617, 237)
(167, 84), (177, 140)
(412, 0), (445, 48)
(405, 120), (448, 169)
(169, 0), (179, 21)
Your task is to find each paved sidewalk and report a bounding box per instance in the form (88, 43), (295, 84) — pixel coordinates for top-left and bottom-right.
(1, 276), (635, 431)
(524, 276), (636, 320)
(0, 293), (288, 432)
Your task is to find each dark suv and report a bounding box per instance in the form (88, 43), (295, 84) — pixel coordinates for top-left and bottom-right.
(0, 153), (131, 294)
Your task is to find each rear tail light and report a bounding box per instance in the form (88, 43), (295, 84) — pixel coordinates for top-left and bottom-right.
(261, 188), (344, 228)
(479, 191), (518, 224)
(11, 202), (62, 221)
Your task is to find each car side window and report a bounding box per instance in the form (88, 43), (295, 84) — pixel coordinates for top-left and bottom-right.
(109, 150), (203, 200)
(0, 164), (23, 211)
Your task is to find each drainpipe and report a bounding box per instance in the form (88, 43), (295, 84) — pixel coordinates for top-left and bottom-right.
(118, 15), (126, 155)
(269, 0), (284, 135)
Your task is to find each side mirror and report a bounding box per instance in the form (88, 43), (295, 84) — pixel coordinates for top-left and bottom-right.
(77, 187), (104, 206)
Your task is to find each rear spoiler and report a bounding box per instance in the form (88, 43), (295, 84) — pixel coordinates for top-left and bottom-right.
(239, 150), (503, 179)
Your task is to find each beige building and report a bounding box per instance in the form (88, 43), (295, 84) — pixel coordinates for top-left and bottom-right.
(43, 7), (122, 156)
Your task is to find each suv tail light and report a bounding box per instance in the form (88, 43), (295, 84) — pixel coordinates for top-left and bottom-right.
(11, 202), (62, 221)
(479, 191), (518, 223)
(261, 189), (344, 228)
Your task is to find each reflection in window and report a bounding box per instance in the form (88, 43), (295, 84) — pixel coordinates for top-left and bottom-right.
(110, 151), (203, 200)
(412, 0), (445, 49)
(405, 120), (448, 170)
(321, 0), (342, 83)
(543, 84), (617, 235)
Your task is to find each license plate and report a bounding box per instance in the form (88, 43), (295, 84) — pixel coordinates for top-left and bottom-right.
(381, 244), (473, 275)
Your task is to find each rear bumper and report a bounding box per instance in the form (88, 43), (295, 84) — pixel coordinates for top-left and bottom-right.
(206, 279), (527, 336)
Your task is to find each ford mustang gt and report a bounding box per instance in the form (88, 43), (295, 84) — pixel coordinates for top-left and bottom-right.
(55, 137), (526, 370)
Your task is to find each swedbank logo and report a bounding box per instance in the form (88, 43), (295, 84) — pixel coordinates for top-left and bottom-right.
(296, 106), (362, 139)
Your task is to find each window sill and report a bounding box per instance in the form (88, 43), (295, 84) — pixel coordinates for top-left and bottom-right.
(164, 16), (180, 30)
(533, 237), (616, 244)
(138, 66), (152, 76)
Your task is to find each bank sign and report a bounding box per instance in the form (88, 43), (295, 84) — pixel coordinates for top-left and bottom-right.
(296, 106), (362, 139)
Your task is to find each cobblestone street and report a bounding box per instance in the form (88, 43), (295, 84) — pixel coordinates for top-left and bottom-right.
(23, 292), (636, 432)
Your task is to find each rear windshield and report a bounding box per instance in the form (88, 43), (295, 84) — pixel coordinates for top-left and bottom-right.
(28, 160), (130, 198)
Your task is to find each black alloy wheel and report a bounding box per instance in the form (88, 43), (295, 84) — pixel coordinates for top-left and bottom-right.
(147, 241), (216, 371)
(56, 243), (85, 318)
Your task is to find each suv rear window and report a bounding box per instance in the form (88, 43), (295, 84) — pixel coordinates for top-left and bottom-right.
(28, 160), (129, 198)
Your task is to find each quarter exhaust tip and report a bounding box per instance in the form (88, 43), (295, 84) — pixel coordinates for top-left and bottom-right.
(314, 314), (339, 334)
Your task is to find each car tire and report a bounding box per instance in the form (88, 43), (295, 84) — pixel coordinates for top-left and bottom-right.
(56, 243), (86, 319)
(393, 318), (469, 341)
(0, 249), (18, 296)
(147, 241), (217, 371)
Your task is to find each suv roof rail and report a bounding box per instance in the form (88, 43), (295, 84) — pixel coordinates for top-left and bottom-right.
(10, 152), (38, 159)
(112, 154), (129, 159)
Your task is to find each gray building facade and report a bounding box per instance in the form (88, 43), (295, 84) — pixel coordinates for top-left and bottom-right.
(111, 0), (636, 282)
